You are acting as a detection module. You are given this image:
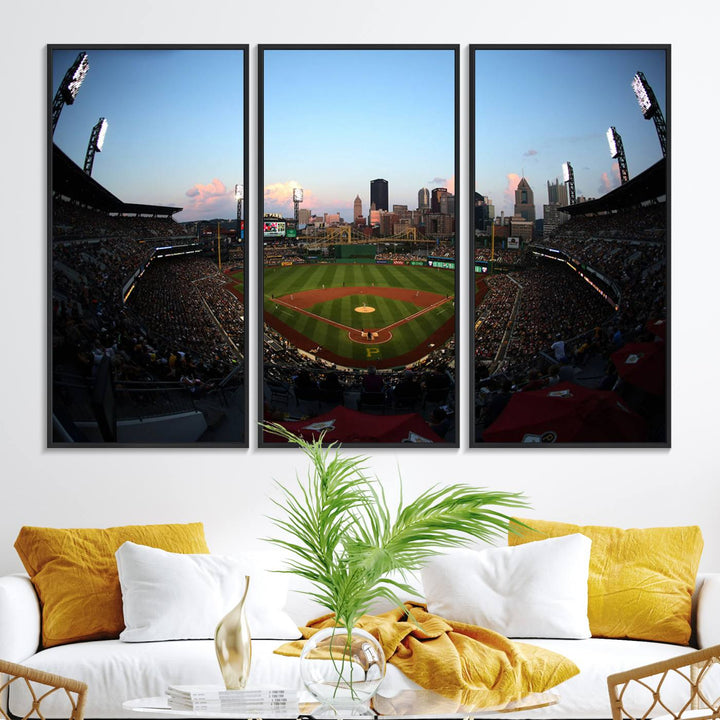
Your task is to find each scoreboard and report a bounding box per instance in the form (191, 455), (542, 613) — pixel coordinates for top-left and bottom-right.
(263, 221), (286, 238)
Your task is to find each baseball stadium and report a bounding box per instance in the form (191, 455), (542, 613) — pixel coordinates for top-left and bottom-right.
(262, 229), (458, 444)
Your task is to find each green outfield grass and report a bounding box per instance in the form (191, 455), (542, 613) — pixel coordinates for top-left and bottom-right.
(229, 270), (244, 294)
(263, 263), (455, 365)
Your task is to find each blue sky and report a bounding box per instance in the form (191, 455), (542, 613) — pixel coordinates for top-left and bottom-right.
(263, 48), (456, 219)
(474, 47), (667, 219)
(52, 48), (244, 222)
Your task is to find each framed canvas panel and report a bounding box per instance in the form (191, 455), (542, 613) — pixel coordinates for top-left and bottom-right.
(470, 45), (669, 447)
(49, 45), (249, 447)
(259, 45), (459, 448)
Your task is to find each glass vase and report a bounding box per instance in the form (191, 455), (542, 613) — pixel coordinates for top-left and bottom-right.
(299, 626), (386, 717)
(214, 575), (251, 690)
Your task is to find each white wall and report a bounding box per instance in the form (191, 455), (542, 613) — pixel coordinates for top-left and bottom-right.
(2, 1), (718, 576)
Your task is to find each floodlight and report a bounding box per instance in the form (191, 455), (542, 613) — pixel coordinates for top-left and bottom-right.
(95, 118), (108, 151)
(632, 72), (655, 119)
(63, 52), (90, 104)
(631, 70), (667, 158)
(562, 162), (576, 205)
(606, 127), (629, 185)
(52, 51), (90, 133)
(293, 187), (303, 203)
(607, 127), (618, 158)
(84, 117), (108, 176)
(235, 184), (244, 200)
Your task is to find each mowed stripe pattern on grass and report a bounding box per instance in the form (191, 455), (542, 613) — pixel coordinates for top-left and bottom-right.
(264, 263), (454, 297)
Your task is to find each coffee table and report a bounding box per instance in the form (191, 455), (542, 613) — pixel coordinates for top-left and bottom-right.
(124, 687), (558, 719)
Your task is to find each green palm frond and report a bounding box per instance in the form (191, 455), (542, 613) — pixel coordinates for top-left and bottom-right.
(261, 423), (530, 630)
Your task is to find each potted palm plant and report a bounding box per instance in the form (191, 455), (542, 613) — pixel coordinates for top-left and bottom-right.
(263, 423), (529, 713)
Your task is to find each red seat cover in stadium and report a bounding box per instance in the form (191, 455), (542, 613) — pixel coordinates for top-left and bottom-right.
(482, 381), (647, 444)
(611, 341), (666, 396)
(263, 405), (443, 444)
(645, 318), (667, 341)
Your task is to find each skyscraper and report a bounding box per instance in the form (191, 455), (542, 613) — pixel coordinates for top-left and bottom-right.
(547, 178), (569, 206)
(514, 177), (536, 223)
(370, 179), (388, 212)
(418, 187), (430, 210)
(353, 195), (362, 220)
(431, 187), (448, 213)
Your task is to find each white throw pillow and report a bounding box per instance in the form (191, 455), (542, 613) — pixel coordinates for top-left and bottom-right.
(421, 534), (592, 639)
(116, 541), (301, 642)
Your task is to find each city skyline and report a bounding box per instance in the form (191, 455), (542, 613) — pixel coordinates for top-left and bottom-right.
(474, 47), (667, 221)
(51, 47), (245, 223)
(263, 47), (456, 219)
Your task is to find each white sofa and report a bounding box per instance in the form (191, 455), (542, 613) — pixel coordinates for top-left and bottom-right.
(1, 563), (719, 720)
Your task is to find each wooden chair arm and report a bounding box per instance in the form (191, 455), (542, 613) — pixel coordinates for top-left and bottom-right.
(0, 659), (87, 720)
(607, 644), (720, 720)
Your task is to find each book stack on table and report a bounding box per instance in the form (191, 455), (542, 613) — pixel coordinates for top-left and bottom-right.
(166, 685), (299, 715)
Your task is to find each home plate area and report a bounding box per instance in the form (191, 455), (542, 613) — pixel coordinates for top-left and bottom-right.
(348, 327), (393, 344)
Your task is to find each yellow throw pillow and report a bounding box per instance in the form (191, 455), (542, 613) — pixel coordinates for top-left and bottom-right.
(15, 523), (209, 648)
(509, 519), (703, 645)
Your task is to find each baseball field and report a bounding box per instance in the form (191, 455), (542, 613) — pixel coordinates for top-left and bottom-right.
(262, 263), (456, 369)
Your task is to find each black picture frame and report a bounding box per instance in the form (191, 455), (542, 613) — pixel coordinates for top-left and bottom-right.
(48, 44), (249, 447)
(258, 44), (460, 448)
(469, 45), (670, 448)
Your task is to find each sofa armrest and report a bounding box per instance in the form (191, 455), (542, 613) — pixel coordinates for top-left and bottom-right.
(696, 572), (720, 648)
(0, 574), (41, 661)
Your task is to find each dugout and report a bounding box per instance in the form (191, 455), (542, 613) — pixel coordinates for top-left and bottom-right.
(335, 243), (376, 263)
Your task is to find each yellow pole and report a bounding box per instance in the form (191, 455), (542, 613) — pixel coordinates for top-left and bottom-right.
(217, 221), (222, 270)
(490, 222), (495, 263)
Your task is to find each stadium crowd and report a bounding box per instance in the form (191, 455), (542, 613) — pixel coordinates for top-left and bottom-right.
(52, 206), (245, 408)
(474, 247), (524, 266)
(473, 201), (667, 442)
(53, 200), (184, 240)
(263, 332), (456, 439)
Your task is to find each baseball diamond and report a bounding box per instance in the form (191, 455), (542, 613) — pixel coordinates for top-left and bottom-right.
(263, 263), (456, 368)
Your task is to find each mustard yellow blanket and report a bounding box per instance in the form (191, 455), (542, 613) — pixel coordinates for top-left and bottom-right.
(275, 602), (579, 710)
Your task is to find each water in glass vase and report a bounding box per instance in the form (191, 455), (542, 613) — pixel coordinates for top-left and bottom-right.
(299, 626), (386, 717)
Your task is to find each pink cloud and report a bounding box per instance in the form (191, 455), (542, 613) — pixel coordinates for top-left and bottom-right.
(264, 180), (318, 215)
(183, 178), (232, 215)
(599, 167), (621, 195)
(446, 175), (455, 195)
(504, 173), (521, 209)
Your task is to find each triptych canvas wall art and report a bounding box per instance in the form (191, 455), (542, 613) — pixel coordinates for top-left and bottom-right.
(48, 44), (668, 448)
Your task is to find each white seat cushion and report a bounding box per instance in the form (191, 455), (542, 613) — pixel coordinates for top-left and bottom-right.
(11, 637), (712, 719)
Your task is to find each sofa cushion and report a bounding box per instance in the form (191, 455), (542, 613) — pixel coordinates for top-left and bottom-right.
(116, 542), (300, 641)
(14, 523), (209, 648)
(11, 637), (708, 719)
(421, 534), (592, 639)
(509, 519), (703, 644)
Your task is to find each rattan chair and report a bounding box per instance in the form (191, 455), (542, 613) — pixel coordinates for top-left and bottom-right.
(608, 644), (720, 720)
(0, 660), (87, 720)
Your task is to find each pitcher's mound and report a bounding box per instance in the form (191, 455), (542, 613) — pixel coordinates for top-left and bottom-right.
(354, 306), (375, 313)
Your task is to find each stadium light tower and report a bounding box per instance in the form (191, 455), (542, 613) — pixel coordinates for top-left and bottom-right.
(235, 184), (244, 242)
(293, 187), (303, 228)
(52, 51), (89, 134)
(631, 71), (667, 159)
(607, 126), (630, 185)
(562, 162), (576, 205)
(83, 117), (108, 176)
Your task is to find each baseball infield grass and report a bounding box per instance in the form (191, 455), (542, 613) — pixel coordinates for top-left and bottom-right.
(263, 263), (455, 366)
